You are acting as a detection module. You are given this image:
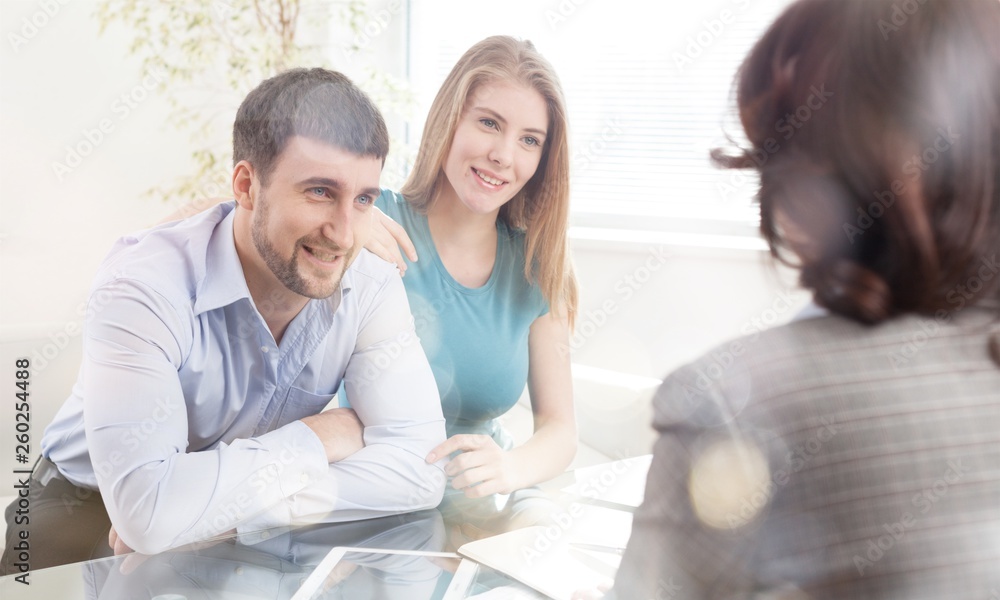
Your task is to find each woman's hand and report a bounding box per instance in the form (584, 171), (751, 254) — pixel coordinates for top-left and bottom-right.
(422, 311), (577, 500)
(365, 207), (418, 275)
(426, 434), (519, 498)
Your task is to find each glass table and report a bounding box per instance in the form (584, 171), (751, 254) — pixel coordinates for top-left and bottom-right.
(0, 456), (650, 599)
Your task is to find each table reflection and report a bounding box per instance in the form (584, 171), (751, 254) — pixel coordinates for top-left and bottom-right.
(84, 510), (451, 599)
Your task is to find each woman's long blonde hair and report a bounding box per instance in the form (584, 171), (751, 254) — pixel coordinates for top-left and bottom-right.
(400, 35), (578, 326)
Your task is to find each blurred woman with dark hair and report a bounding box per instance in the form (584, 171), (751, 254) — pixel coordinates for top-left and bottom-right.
(603, 0), (1000, 598)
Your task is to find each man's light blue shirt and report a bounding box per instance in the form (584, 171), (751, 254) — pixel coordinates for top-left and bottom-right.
(41, 202), (446, 554)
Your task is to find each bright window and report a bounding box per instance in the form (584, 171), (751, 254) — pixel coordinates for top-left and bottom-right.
(406, 0), (794, 245)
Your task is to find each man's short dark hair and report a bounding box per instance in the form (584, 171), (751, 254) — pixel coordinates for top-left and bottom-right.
(233, 68), (390, 185)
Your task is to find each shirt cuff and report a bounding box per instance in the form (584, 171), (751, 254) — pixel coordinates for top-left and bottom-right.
(235, 420), (328, 535)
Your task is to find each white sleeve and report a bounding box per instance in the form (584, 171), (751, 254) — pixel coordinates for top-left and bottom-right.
(82, 280), (330, 554)
(237, 273), (447, 532)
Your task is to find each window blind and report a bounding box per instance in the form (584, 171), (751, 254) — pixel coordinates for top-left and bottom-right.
(406, 0), (793, 234)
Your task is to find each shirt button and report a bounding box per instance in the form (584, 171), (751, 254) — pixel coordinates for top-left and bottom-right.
(261, 346), (269, 353)
(235, 567), (244, 575)
(300, 473), (310, 484)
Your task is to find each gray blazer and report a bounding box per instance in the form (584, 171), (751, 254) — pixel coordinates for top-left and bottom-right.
(610, 306), (1000, 599)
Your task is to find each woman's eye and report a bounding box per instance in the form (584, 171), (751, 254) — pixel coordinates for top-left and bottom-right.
(480, 118), (498, 129)
(523, 136), (540, 147)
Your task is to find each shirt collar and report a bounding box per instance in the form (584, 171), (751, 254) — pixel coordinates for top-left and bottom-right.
(192, 204), (252, 315)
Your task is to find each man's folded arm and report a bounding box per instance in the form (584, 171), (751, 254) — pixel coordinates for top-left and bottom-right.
(82, 280), (329, 554)
(237, 272), (448, 532)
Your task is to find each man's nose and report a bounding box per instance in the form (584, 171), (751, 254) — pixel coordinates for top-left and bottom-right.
(319, 200), (354, 250)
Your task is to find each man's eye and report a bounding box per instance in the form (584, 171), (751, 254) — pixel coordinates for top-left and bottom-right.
(310, 187), (328, 197)
(357, 195), (373, 206)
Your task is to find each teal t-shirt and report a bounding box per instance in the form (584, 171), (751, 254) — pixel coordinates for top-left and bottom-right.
(376, 189), (549, 437)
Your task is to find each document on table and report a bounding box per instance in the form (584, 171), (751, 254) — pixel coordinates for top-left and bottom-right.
(557, 454), (652, 511)
(458, 526), (621, 600)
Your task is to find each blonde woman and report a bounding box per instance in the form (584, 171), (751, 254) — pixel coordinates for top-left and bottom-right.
(364, 36), (579, 502)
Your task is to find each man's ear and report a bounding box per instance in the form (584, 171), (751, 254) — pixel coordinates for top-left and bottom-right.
(232, 160), (256, 210)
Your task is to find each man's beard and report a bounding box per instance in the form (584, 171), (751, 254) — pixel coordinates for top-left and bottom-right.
(251, 193), (352, 300)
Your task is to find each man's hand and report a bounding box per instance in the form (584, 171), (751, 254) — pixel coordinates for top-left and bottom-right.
(364, 207), (418, 276)
(301, 408), (366, 463)
(108, 526), (149, 574)
(108, 525), (233, 575)
(108, 525), (133, 556)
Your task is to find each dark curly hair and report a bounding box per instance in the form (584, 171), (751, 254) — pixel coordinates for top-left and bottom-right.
(713, 0), (1000, 324)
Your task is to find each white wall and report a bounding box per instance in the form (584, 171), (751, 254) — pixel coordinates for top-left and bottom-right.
(1, 1), (200, 480)
(571, 241), (807, 378)
(1, 1), (195, 326)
